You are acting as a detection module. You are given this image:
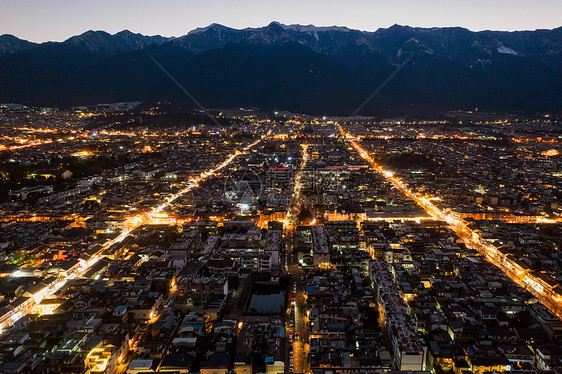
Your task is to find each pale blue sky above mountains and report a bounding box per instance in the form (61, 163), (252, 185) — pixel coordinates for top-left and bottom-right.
(1, 0), (561, 42)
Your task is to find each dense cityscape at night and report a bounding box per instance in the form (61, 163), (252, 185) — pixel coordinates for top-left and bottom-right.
(0, 105), (559, 374)
(0, 1), (561, 373)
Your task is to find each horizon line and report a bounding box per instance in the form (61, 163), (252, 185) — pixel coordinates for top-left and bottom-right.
(2, 21), (561, 44)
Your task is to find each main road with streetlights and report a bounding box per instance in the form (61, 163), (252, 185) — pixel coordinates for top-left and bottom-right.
(284, 143), (310, 374)
(338, 124), (562, 319)
(0, 132), (271, 333)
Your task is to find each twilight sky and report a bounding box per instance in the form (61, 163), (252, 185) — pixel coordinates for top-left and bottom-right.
(1, 0), (561, 42)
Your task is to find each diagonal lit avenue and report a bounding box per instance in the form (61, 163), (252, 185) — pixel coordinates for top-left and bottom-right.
(0, 131), (271, 333)
(338, 124), (562, 319)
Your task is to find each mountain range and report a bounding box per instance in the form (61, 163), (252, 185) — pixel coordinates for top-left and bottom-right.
(1, 22), (561, 114)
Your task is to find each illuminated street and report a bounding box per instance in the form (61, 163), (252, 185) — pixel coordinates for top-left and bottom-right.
(284, 143), (310, 374)
(0, 131), (270, 332)
(339, 124), (562, 318)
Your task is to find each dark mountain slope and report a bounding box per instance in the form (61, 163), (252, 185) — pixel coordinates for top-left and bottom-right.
(0, 23), (560, 113)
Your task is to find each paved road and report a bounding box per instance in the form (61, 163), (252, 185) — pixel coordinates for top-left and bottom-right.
(285, 227), (308, 373)
(284, 143), (310, 373)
